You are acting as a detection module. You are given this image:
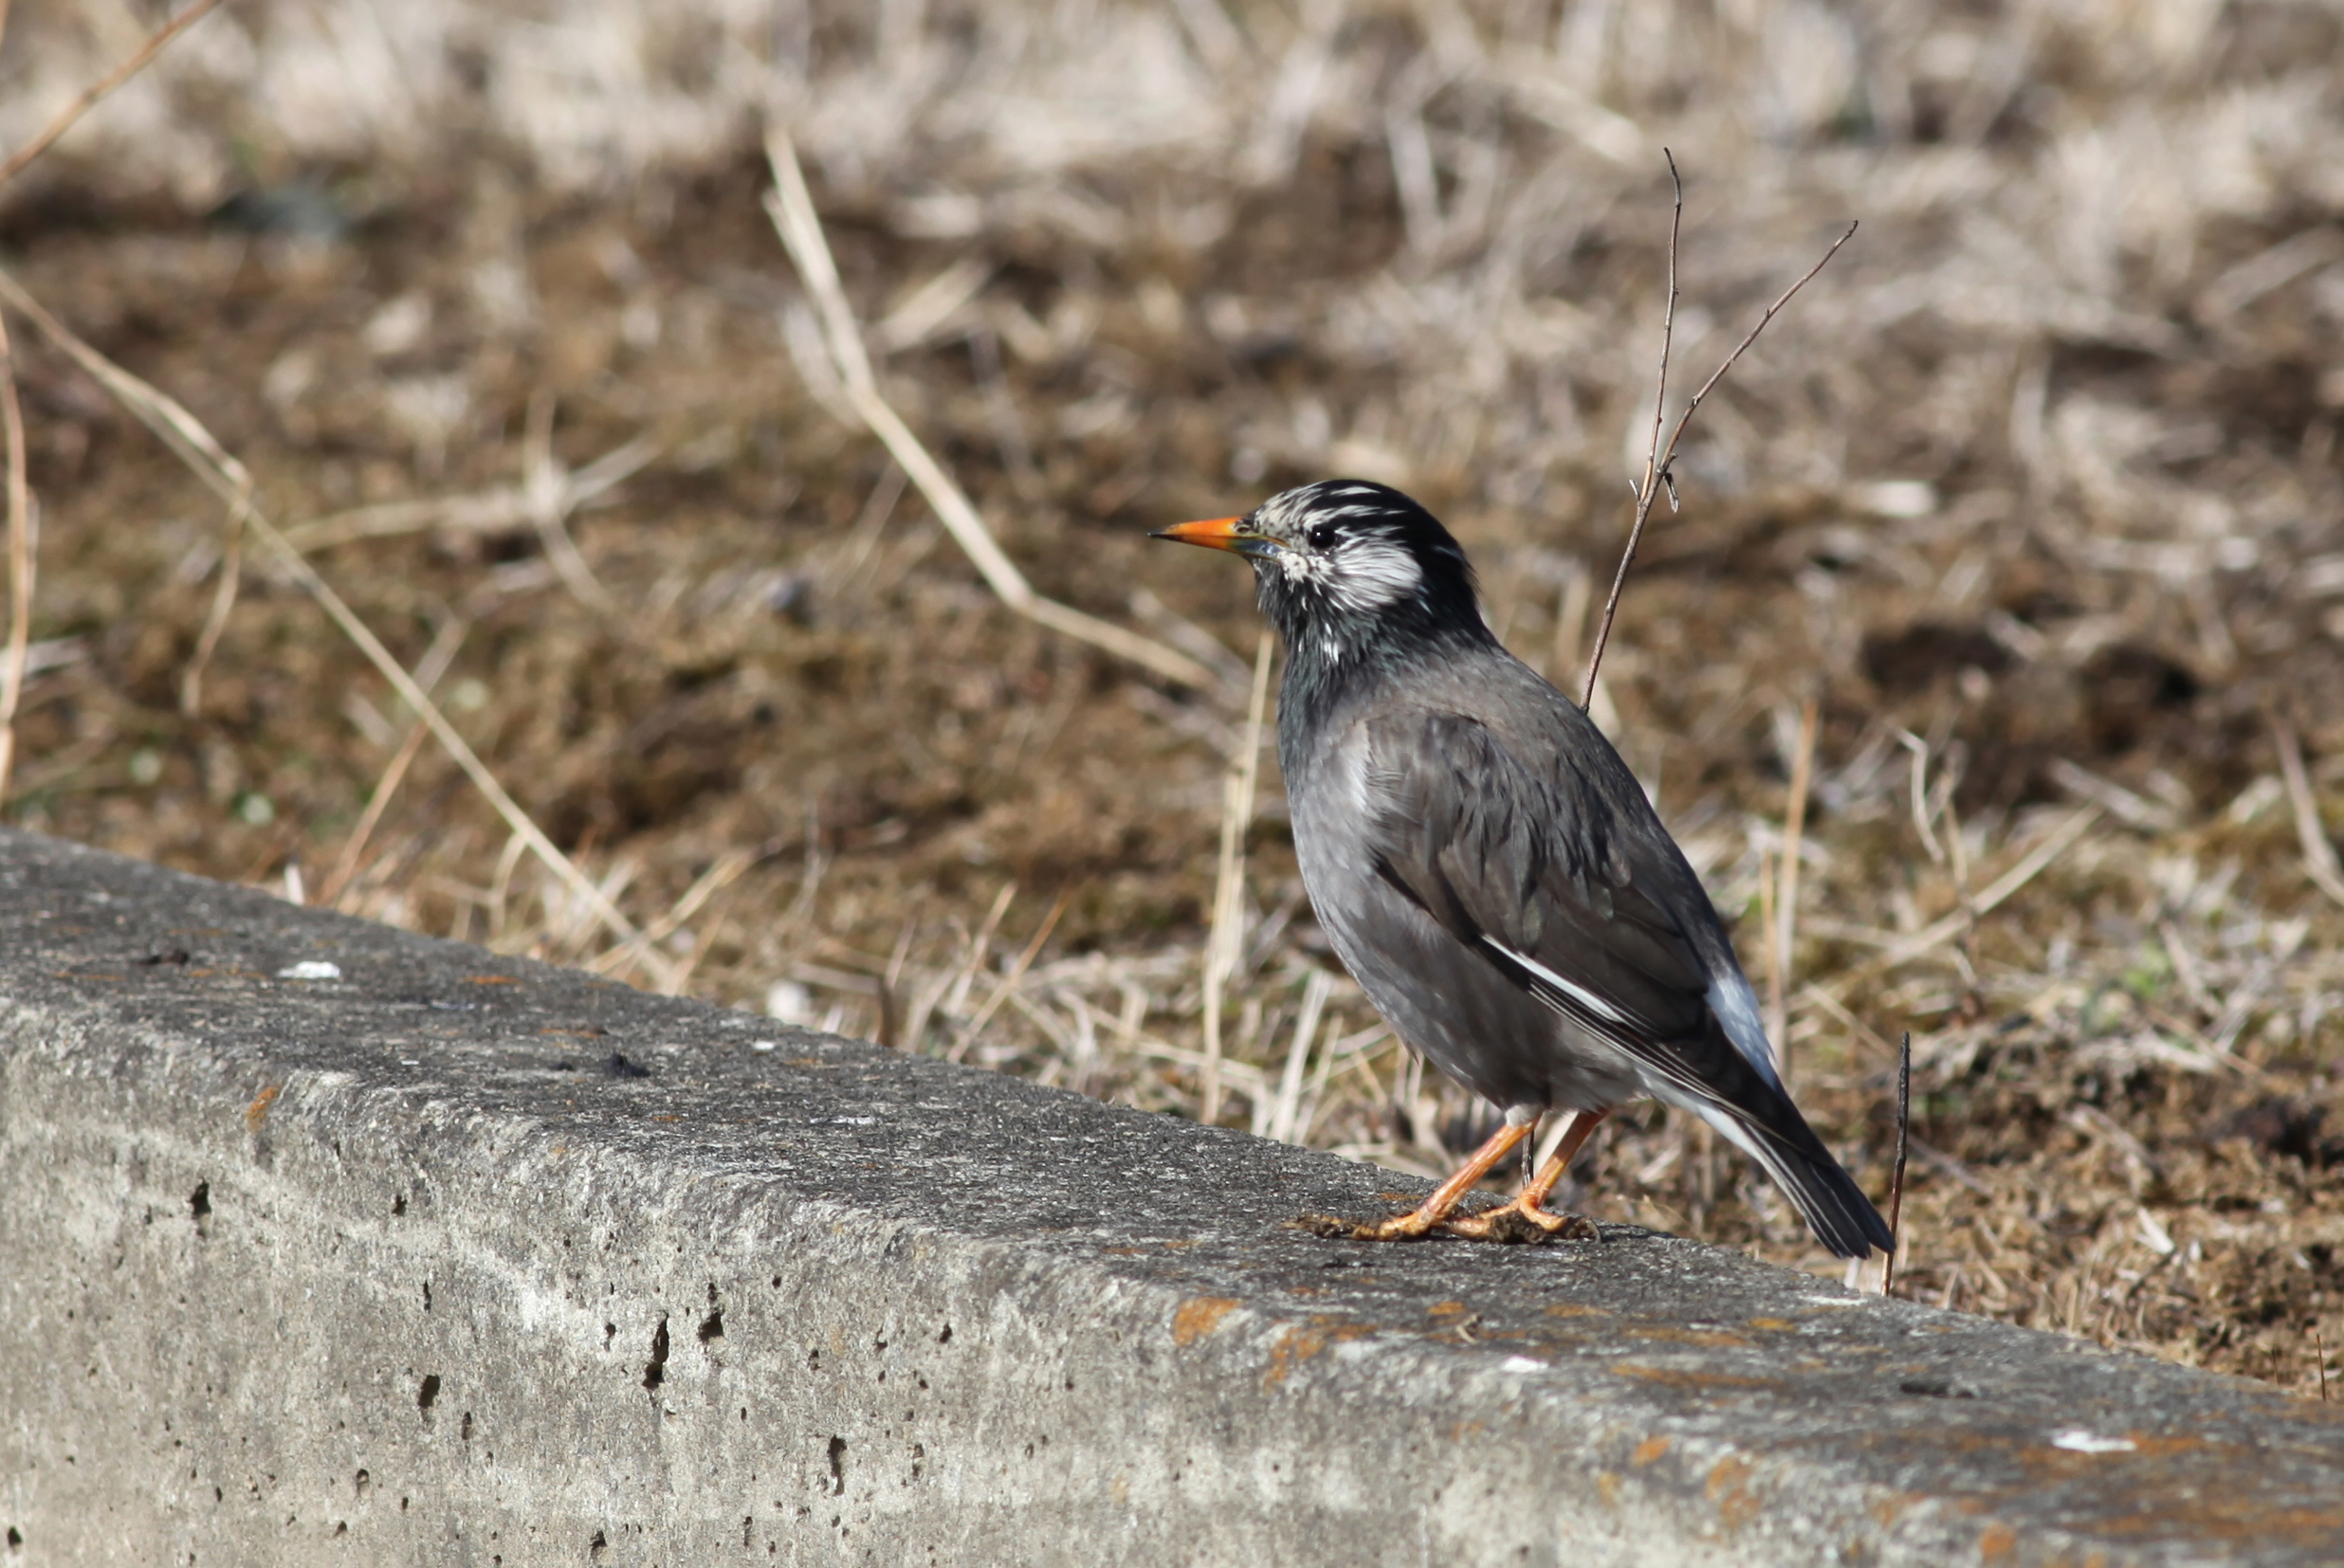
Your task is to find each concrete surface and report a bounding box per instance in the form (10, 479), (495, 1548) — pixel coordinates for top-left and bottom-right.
(2, 828), (2341, 1566)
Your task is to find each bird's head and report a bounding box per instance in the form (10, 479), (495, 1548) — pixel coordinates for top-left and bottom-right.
(1152, 480), (1484, 664)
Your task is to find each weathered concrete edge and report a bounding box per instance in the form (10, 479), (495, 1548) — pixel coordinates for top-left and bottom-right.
(3, 828), (2341, 1566)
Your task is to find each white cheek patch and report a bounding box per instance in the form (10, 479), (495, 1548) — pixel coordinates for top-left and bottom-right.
(1323, 537), (1423, 612)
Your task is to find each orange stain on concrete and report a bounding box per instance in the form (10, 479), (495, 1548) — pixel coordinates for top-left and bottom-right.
(1262, 1318), (1371, 1388)
(1170, 1297), (1238, 1347)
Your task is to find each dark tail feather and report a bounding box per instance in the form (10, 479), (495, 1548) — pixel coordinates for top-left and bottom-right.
(1739, 1130), (1896, 1259)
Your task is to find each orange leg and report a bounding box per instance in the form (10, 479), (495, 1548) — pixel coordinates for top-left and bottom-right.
(1442, 1108), (1612, 1240)
(1350, 1119), (1537, 1240)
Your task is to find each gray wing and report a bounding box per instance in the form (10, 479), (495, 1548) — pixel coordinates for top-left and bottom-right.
(1362, 705), (1894, 1257)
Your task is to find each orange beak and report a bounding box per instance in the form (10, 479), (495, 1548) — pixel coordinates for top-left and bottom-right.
(1151, 516), (1263, 555)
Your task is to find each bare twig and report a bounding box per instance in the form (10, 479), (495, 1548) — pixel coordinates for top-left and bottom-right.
(0, 265), (644, 952)
(1583, 152), (1857, 705)
(1883, 1030), (1912, 1295)
(760, 129), (1218, 694)
(2274, 721), (2344, 909)
(0, 309), (29, 803)
(0, 0), (230, 191)
(1585, 151), (1681, 711)
(1201, 631), (1275, 1124)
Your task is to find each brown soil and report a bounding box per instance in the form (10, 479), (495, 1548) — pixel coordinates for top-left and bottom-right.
(5, 1), (2342, 1397)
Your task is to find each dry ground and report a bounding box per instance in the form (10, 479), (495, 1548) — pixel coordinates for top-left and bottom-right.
(4, 0), (2343, 1394)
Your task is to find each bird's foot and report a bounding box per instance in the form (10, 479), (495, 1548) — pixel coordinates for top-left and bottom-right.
(1441, 1197), (1598, 1245)
(1285, 1208), (1448, 1241)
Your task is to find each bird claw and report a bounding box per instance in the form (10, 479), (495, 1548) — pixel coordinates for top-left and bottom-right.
(1286, 1203), (1596, 1245)
(1441, 1201), (1598, 1246)
(1284, 1211), (1446, 1241)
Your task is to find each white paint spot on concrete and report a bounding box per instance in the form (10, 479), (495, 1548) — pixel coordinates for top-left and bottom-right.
(2051, 1430), (2137, 1453)
(277, 960), (342, 980)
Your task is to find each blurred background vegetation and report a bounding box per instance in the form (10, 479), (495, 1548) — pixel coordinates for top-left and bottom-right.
(3, 0), (2342, 1392)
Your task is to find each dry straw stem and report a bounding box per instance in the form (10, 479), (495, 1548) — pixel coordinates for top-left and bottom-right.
(0, 0), (229, 189)
(0, 307), (29, 805)
(1581, 153), (1858, 707)
(1765, 694), (1820, 1073)
(1201, 632), (1275, 1125)
(281, 436), (658, 553)
(0, 267), (648, 960)
(1824, 802), (2103, 996)
(522, 392), (618, 613)
(2274, 721), (2344, 910)
(760, 129), (1220, 697)
(316, 616), (468, 908)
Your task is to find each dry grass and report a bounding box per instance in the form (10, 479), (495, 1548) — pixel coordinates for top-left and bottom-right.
(3, 0), (2343, 1395)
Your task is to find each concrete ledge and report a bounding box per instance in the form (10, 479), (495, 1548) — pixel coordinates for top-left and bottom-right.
(3, 828), (2342, 1565)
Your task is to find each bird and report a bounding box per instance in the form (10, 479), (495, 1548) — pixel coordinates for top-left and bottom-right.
(1154, 479), (1894, 1259)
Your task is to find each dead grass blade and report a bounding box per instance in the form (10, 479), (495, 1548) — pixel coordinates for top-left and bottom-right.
(523, 392), (616, 612)
(317, 616), (467, 907)
(956, 886), (1073, 1053)
(1826, 803), (2104, 994)
(760, 128), (1219, 696)
(280, 434), (657, 553)
(2274, 721), (2344, 909)
(1265, 966), (1332, 1143)
(0, 307), (29, 804)
(1584, 151), (1856, 702)
(0, 265), (643, 952)
(0, 0), (229, 191)
(1767, 694), (1820, 1070)
(590, 845), (763, 990)
(1200, 631), (1275, 1123)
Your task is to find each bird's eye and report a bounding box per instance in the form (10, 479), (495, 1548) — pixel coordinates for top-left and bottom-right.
(1306, 522), (1339, 551)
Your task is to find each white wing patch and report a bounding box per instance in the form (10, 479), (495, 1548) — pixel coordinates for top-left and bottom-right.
(1480, 936), (1630, 1027)
(1706, 971), (1785, 1089)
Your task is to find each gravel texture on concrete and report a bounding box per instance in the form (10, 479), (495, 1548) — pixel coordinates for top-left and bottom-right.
(3, 828), (2341, 1566)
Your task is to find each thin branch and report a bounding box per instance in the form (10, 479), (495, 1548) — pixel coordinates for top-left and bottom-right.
(1883, 1030), (1912, 1296)
(1583, 153), (1858, 706)
(760, 129), (1220, 695)
(1585, 149), (1681, 711)
(0, 264), (648, 957)
(0, 0), (230, 191)
(0, 309), (30, 804)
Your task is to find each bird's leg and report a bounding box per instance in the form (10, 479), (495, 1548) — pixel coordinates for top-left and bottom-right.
(1348, 1119), (1537, 1240)
(1441, 1108), (1612, 1241)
